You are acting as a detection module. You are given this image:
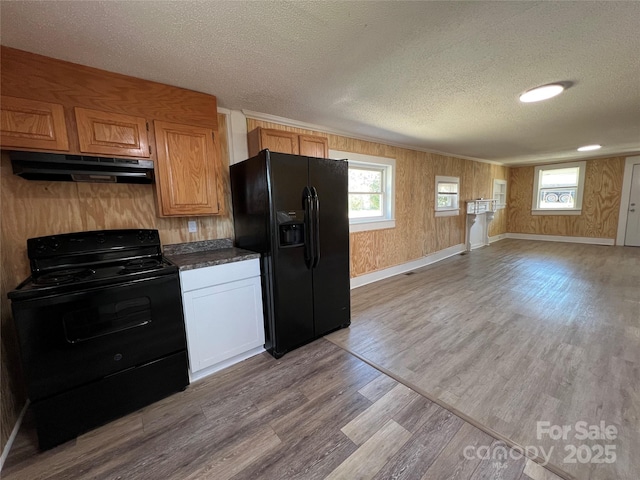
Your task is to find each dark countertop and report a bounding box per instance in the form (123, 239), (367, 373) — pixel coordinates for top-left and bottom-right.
(163, 238), (260, 271)
(163, 238), (233, 255)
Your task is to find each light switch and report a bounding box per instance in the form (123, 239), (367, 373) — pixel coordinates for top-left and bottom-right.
(188, 220), (197, 233)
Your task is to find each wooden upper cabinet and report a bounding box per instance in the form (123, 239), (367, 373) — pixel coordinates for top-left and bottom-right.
(299, 134), (329, 158)
(249, 128), (299, 156)
(154, 120), (219, 217)
(248, 127), (328, 158)
(1, 96), (70, 151)
(75, 107), (150, 157)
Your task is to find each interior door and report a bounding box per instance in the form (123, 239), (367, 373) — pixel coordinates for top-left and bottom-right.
(269, 152), (314, 356)
(309, 157), (351, 336)
(625, 164), (640, 246)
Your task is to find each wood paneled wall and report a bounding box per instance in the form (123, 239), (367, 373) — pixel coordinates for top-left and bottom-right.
(0, 114), (234, 454)
(507, 157), (625, 239)
(247, 119), (509, 277)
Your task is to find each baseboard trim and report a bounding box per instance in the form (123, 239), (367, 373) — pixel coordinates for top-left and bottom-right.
(0, 400), (29, 472)
(350, 243), (465, 289)
(489, 234), (507, 243)
(505, 233), (615, 246)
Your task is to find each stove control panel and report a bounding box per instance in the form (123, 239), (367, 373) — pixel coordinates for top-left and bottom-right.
(27, 229), (161, 259)
(137, 230), (157, 242)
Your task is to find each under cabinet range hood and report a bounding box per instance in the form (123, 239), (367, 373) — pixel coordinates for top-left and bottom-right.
(9, 151), (155, 184)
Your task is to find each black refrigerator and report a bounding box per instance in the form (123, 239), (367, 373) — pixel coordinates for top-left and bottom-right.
(230, 150), (351, 358)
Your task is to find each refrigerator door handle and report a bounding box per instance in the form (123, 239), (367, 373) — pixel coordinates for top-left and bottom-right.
(302, 186), (315, 269)
(311, 187), (321, 268)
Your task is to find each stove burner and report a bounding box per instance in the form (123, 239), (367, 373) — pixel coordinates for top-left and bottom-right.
(120, 258), (162, 274)
(35, 268), (95, 286)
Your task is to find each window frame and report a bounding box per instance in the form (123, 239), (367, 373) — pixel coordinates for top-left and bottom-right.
(493, 179), (507, 210)
(435, 175), (460, 217)
(531, 161), (586, 215)
(330, 149), (396, 232)
(348, 164), (386, 220)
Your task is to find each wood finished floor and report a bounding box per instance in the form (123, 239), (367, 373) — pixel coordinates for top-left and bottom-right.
(328, 239), (640, 480)
(3, 339), (558, 480)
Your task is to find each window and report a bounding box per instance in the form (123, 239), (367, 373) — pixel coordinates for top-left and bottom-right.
(493, 179), (507, 209)
(435, 176), (460, 217)
(532, 161), (586, 215)
(349, 166), (384, 219)
(330, 149), (395, 232)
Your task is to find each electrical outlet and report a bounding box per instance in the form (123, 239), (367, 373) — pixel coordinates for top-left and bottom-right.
(187, 220), (197, 233)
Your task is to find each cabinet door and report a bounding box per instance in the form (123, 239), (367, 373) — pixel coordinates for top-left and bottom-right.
(183, 277), (265, 372)
(259, 128), (299, 155)
(154, 120), (219, 216)
(75, 107), (150, 158)
(299, 134), (328, 158)
(0, 96), (69, 151)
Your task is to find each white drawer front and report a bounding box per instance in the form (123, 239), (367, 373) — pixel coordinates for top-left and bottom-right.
(180, 258), (260, 292)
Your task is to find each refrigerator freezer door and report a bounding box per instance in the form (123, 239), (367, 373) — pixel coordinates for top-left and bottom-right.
(229, 155), (270, 254)
(309, 158), (351, 336)
(269, 153), (315, 356)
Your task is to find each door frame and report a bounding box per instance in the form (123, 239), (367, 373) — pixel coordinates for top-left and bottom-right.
(616, 155), (640, 245)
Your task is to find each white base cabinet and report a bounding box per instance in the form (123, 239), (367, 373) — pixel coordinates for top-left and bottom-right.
(180, 258), (265, 382)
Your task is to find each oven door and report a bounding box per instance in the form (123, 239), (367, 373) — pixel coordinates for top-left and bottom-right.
(12, 274), (187, 401)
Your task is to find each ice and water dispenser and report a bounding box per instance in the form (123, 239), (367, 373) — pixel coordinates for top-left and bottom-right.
(277, 211), (305, 247)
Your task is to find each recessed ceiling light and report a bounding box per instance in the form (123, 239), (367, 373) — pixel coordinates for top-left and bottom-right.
(519, 83), (565, 103)
(577, 144), (602, 152)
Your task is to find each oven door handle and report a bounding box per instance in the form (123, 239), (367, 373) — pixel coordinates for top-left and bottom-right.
(63, 297), (153, 344)
(64, 319), (151, 344)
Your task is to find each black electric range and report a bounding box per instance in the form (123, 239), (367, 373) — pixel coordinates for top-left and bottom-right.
(10, 229), (178, 299)
(8, 229), (189, 450)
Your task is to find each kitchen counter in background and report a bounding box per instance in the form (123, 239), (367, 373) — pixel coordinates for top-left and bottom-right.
(164, 238), (260, 271)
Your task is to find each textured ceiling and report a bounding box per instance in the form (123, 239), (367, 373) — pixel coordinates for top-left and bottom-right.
(1, 1), (639, 165)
